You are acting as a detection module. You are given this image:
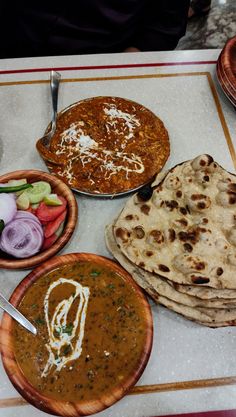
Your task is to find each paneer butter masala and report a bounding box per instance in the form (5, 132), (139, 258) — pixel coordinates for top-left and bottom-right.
(13, 261), (149, 402)
(38, 96), (170, 194)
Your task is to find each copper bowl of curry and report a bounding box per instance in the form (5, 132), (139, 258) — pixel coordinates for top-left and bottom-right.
(36, 96), (170, 197)
(0, 253), (153, 416)
(0, 170), (78, 269)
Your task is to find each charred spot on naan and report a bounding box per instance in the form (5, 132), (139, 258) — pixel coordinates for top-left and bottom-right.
(181, 226), (209, 242)
(216, 191), (236, 206)
(145, 250), (154, 257)
(165, 175), (181, 190)
(173, 254), (207, 274)
(183, 243), (193, 252)
(228, 183), (236, 193)
(190, 275), (210, 285)
(186, 193), (211, 211)
(140, 204), (151, 215)
(125, 214), (134, 221)
(164, 200), (179, 211)
(176, 190), (183, 198)
(115, 227), (131, 243)
(133, 226), (145, 239)
(168, 228), (176, 242)
(124, 214), (140, 221)
(179, 206), (189, 215)
(159, 264), (170, 273)
(147, 230), (165, 245)
(191, 154), (214, 171)
(174, 218), (188, 227)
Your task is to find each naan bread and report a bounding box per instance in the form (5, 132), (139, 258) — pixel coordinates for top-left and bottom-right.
(173, 283), (236, 300)
(113, 155), (236, 289)
(105, 224), (236, 326)
(106, 224), (236, 309)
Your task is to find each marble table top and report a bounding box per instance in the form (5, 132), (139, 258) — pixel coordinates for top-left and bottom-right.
(0, 49), (236, 417)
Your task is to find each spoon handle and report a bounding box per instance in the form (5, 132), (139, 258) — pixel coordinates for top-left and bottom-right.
(0, 293), (37, 335)
(50, 70), (61, 131)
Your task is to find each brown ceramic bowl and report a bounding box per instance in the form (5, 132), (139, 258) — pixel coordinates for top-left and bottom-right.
(216, 57), (236, 107)
(220, 35), (236, 93)
(0, 253), (153, 417)
(0, 170), (78, 269)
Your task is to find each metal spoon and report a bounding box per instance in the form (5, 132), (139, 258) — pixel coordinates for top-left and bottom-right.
(0, 293), (37, 335)
(41, 70), (61, 148)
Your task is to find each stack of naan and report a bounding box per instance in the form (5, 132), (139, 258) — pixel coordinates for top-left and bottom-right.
(105, 154), (236, 327)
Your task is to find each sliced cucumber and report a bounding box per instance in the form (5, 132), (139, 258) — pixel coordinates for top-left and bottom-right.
(44, 194), (63, 206)
(25, 181), (51, 204)
(9, 179), (28, 196)
(31, 203), (39, 209)
(16, 192), (30, 210)
(7, 179), (27, 187)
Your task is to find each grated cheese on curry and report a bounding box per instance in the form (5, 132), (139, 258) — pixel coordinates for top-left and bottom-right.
(40, 96), (170, 194)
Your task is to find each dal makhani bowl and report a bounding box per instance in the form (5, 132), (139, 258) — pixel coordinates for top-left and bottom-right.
(0, 253), (153, 416)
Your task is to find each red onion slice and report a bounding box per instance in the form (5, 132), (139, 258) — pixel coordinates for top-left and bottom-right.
(15, 210), (41, 225)
(0, 194), (17, 225)
(17, 218), (44, 238)
(0, 218), (43, 258)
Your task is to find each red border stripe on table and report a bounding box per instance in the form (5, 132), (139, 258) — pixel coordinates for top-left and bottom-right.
(156, 409), (236, 417)
(0, 60), (217, 75)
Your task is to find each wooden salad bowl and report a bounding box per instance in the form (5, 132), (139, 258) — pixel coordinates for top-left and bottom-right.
(0, 253), (153, 417)
(0, 170), (78, 269)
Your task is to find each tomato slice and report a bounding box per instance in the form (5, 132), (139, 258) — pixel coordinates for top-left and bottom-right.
(41, 233), (58, 250)
(36, 197), (67, 222)
(44, 209), (67, 238)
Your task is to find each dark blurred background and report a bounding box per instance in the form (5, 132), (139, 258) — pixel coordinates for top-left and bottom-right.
(178, 0), (236, 50)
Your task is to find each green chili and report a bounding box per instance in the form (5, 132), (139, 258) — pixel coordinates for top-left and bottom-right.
(0, 183), (33, 193)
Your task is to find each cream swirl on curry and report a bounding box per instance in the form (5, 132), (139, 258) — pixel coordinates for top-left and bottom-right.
(55, 123), (145, 184)
(42, 278), (90, 377)
(12, 260), (149, 402)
